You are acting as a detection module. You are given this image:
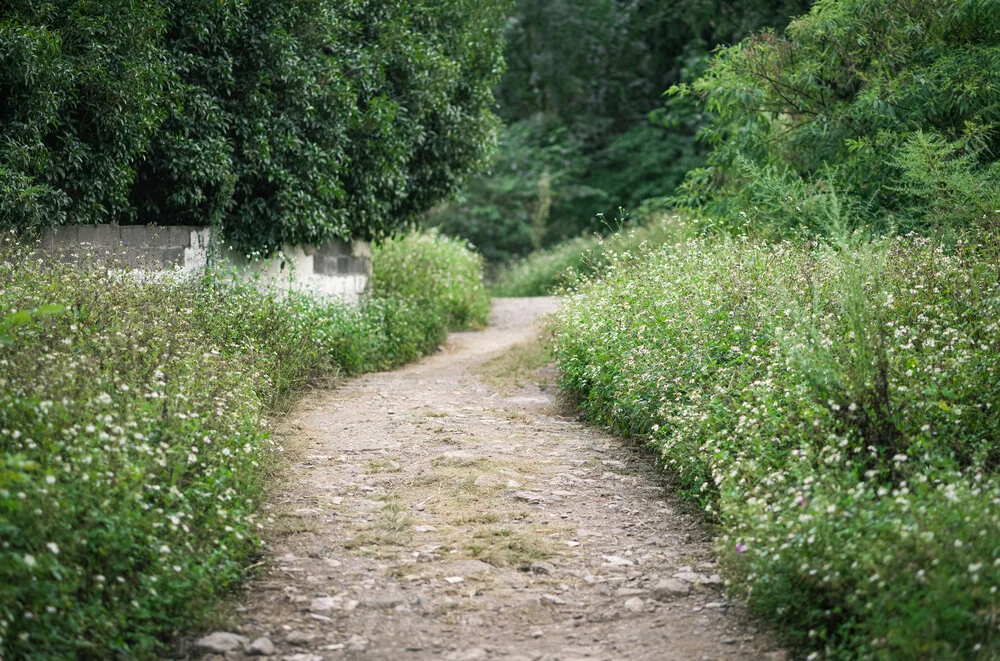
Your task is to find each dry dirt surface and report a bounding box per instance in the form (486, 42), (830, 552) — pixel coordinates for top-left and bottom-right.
(187, 298), (787, 661)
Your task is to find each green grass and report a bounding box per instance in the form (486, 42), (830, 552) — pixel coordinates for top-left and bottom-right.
(0, 229), (488, 658)
(550, 226), (1000, 659)
(490, 213), (693, 297)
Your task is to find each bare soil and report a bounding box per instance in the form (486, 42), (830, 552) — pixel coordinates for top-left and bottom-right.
(193, 298), (785, 661)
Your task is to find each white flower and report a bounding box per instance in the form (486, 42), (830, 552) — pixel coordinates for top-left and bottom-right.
(46, 542), (59, 555)
(23, 554), (36, 568)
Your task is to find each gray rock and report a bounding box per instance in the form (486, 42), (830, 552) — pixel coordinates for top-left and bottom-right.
(651, 579), (691, 601)
(194, 632), (249, 654)
(345, 634), (369, 652)
(248, 637), (276, 656)
(529, 561), (556, 575)
(624, 597), (645, 612)
(615, 587), (648, 597)
(282, 655), (323, 661)
(309, 596), (338, 612)
(360, 589), (407, 608)
(285, 630), (314, 646)
(441, 559), (493, 576)
(540, 593), (567, 605)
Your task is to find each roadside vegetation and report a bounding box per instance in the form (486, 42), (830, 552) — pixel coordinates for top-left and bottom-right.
(543, 0), (1000, 657)
(0, 230), (488, 658)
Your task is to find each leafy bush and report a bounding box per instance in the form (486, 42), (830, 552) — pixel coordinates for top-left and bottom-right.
(550, 226), (1000, 658)
(0, 229), (488, 657)
(490, 211), (691, 297)
(0, 0), (509, 254)
(428, 0), (811, 262)
(672, 0), (1000, 235)
(372, 230), (491, 331)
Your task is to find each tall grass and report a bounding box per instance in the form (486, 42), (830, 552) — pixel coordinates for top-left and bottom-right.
(550, 225), (1000, 658)
(490, 213), (693, 297)
(0, 230), (488, 658)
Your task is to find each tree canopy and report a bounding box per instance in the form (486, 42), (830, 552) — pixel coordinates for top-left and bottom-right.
(0, 0), (509, 254)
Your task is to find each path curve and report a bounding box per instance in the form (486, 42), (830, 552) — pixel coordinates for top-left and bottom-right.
(196, 298), (784, 661)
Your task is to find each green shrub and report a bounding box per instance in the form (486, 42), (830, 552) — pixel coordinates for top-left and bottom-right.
(672, 0), (1000, 235)
(372, 229), (491, 331)
(0, 228), (489, 658)
(491, 211), (693, 297)
(0, 0), (509, 254)
(550, 227), (1000, 658)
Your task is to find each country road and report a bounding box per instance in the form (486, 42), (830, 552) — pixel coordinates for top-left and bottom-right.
(186, 298), (785, 661)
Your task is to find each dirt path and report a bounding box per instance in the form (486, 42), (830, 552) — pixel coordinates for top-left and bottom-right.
(192, 298), (785, 661)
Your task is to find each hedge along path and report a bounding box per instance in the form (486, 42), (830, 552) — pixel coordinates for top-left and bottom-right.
(196, 298), (785, 661)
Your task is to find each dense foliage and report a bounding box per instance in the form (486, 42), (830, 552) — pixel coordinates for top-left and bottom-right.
(428, 0), (811, 262)
(491, 208), (684, 296)
(671, 0), (1000, 235)
(0, 230), (488, 658)
(0, 0), (508, 254)
(551, 225), (1000, 658)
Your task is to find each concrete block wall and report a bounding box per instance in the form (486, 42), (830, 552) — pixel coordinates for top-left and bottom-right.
(38, 224), (370, 304)
(41, 224), (210, 271)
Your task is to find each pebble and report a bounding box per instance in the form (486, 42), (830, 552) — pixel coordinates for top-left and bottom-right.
(285, 630), (314, 646)
(623, 597), (645, 612)
(309, 596), (338, 612)
(651, 579), (690, 601)
(194, 632), (249, 654)
(414, 525), (437, 533)
(615, 587), (648, 597)
(248, 637), (276, 656)
(283, 655), (322, 661)
(445, 576), (465, 584)
(345, 634), (369, 652)
(541, 593), (567, 605)
(529, 561), (556, 575)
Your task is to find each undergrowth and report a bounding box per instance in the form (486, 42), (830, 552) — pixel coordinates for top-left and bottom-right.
(490, 211), (693, 297)
(550, 222), (1000, 658)
(0, 230), (487, 658)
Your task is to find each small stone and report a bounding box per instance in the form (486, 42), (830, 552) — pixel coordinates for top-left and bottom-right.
(615, 587), (648, 597)
(651, 579), (690, 601)
(445, 576), (465, 584)
(601, 555), (634, 567)
(330, 497), (343, 505)
(309, 597), (338, 612)
(530, 629), (544, 638)
(345, 634), (369, 652)
(704, 601), (727, 609)
(624, 597), (645, 612)
(512, 490), (544, 504)
(248, 637), (276, 656)
(540, 593), (567, 605)
(285, 630), (313, 646)
(194, 632), (249, 654)
(529, 561), (556, 575)
(414, 525), (437, 533)
(283, 655), (322, 661)
(441, 559), (492, 576)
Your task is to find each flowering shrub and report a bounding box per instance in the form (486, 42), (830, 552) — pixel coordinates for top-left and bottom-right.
(0, 229), (487, 657)
(550, 222), (1000, 658)
(372, 230), (491, 331)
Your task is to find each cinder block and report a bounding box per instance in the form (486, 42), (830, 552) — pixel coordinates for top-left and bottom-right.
(350, 240), (372, 259)
(162, 247), (185, 266)
(148, 227), (172, 247)
(77, 225), (101, 245)
(350, 257), (371, 276)
(317, 239), (349, 257)
(168, 226), (193, 247)
(96, 224), (120, 245)
(121, 226), (148, 246)
(337, 256), (351, 274)
(51, 226), (79, 246)
(39, 229), (56, 250)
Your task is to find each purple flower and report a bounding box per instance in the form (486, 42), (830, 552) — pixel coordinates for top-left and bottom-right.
(735, 543), (746, 554)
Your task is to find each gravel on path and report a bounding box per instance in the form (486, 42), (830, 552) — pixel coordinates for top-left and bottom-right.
(185, 297), (786, 661)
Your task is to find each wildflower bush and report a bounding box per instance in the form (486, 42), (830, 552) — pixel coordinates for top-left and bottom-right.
(550, 223), (1000, 658)
(0, 230), (488, 657)
(372, 230), (491, 331)
(491, 210), (688, 297)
